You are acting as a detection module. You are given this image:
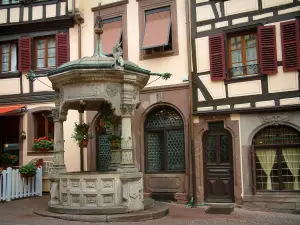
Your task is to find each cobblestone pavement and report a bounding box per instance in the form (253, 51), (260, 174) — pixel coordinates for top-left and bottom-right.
(0, 196), (299, 225)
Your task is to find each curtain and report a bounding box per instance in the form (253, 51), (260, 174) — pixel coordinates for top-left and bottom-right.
(10, 43), (17, 72)
(256, 149), (276, 190)
(282, 148), (300, 190)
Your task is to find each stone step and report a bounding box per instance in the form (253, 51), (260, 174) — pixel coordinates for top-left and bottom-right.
(143, 198), (155, 210)
(34, 201), (169, 222)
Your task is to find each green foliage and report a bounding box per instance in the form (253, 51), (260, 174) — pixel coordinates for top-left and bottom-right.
(109, 135), (121, 149)
(33, 136), (54, 151)
(71, 123), (94, 146)
(19, 162), (37, 177)
(2, 153), (18, 165)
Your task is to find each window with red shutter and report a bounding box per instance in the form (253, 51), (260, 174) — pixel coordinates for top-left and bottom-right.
(258, 26), (277, 75)
(56, 32), (69, 67)
(209, 34), (226, 81)
(280, 20), (300, 72)
(18, 37), (32, 72)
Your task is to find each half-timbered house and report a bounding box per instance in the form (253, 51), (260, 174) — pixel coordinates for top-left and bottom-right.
(191, 0), (300, 211)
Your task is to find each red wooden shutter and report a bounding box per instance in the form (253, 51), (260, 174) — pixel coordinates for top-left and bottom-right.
(209, 34), (226, 81)
(280, 20), (300, 72)
(56, 32), (69, 67)
(258, 25), (277, 75)
(18, 37), (32, 72)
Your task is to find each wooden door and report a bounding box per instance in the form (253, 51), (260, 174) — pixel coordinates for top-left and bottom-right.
(203, 127), (234, 202)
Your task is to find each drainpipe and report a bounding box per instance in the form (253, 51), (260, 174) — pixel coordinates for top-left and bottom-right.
(185, 0), (197, 207)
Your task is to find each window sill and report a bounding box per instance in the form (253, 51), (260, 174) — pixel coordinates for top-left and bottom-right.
(224, 74), (264, 84)
(0, 71), (21, 78)
(27, 151), (55, 155)
(140, 49), (179, 61)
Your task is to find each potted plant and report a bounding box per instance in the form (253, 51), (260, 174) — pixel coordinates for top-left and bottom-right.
(33, 136), (54, 151)
(109, 135), (121, 149)
(19, 162), (37, 178)
(1, 153), (18, 169)
(71, 123), (94, 147)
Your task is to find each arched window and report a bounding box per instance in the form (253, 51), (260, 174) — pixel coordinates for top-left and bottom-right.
(252, 125), (300, 191)
(145, 106), (185, 173)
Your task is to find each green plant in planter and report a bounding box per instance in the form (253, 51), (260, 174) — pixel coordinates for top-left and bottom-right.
(33, 136), (54, 151)
(109, 135), (121, 149)
(1, 153), (18, 168)
(71, 123), (94, 147)
(19, 162), (37, 177)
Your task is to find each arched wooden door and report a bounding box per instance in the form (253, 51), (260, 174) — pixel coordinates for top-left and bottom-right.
(203, 122), (234, 202)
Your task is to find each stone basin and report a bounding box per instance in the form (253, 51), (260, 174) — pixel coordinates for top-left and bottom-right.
(48, 171), (145, 215)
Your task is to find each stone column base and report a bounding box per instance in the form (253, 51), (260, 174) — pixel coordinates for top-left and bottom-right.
(120, 172), (144, 212)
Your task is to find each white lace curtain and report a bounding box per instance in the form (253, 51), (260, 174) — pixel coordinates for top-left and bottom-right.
(256, 149), (276, 190)
(282, 148), (300, 190)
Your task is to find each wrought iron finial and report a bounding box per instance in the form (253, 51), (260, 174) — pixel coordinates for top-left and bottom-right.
(94, 2), (103, 29)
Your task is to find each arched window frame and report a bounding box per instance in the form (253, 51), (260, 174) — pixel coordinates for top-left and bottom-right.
(251, 125), (300, 193)
(144, 106), (185, 173)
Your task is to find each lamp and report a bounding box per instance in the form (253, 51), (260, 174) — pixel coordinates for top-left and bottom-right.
(20, 131), (26, 140)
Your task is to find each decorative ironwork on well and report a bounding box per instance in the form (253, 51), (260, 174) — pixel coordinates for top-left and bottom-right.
(97, 135), (111, 171)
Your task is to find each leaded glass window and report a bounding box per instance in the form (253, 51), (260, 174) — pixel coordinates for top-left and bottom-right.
(253, 125), (300, 191)
(145, 106), (185, 173)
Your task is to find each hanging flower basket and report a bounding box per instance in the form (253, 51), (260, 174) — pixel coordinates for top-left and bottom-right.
(81, 139), (89, 147)
(99, 119), (105, 127)
(19, 162), (37, 178)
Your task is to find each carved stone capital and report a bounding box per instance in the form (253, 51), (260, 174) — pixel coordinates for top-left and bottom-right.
(120, 103), (136, 116)
(52, 108), (68, 122)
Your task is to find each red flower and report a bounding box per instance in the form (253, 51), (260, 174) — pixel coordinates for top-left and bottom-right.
(10, 156), (14, 159)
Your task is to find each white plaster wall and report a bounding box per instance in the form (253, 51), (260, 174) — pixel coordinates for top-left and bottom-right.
(69, 24), (79, 61)
(0, 78), (20, 95)
(262, 0), (293, 8)
(228, 80), (262, 97)
(64, 110), (80, 172)
(268, 66), (299, 93)
(195, 37), (210, 72)
(33, 77), (53, 92)
(61, 1), (66, 16)
(23, 7), (29, 22)
(200, 75), (226, 99)
(10, 7), (20, 23)
(32, 6), (43, 20)
(0, 9), (7, 24)
(224, 0), (258, 16)
(80, 0), (188, 87)
(46, 4), (56, 18)
(196, 5), (215, 22)
(22, 74), (30, 94)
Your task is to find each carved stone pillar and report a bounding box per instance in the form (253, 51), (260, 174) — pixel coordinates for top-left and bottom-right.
(117, 103), (137, 173)
(49, 108), (67, 205)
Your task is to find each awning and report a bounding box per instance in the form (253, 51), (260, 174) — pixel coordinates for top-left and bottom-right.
(142, 8), (171, 49)
(0, 105), (26, 116)
(102, 18), (122, 54)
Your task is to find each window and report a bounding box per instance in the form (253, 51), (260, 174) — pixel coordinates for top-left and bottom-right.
(0, 41), (17, 73)
(228, 32), (258, 77)
(0, 0), (19, 5)
(208, 26), (277, 81)
(35, 36), (56, 69)
(101, 17), (123, 55)
(139, 0), (178, 60)
(92, 2), (127, 59)
(252, 125), (300, 191)
(34, 111), (54, 139)
(145, 106), (185, 173)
